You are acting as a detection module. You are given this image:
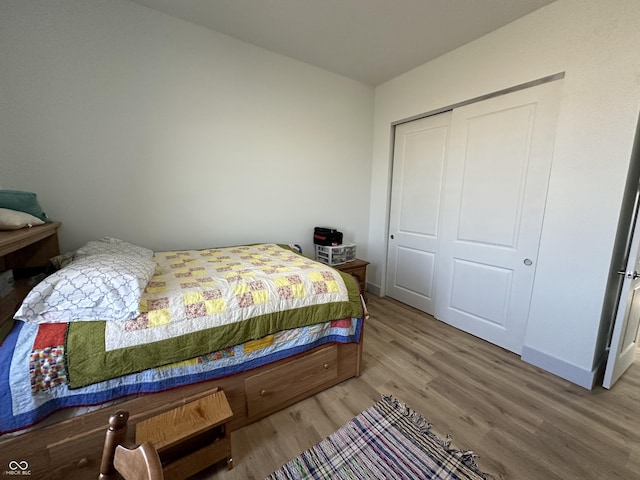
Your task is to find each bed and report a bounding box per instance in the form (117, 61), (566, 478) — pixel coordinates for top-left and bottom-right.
(0, 234), (365, 479)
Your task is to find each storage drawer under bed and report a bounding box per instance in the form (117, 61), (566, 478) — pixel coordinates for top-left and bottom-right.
(245, 344), (338, 418)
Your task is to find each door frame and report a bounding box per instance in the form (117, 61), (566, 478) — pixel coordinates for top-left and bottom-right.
(389, 73), (565, 129)
(600, 110), (640, 388)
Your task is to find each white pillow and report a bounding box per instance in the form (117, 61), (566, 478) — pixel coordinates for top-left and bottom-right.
(0, 208), (45, 230)
(14, 253), (157, 323)
(75, 237), (154, 259)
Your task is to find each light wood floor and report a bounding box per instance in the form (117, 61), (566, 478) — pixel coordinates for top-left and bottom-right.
(196, 295), (640, 480)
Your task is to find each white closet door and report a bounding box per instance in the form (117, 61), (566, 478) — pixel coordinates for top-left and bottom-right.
(386, 112), (452, 314)
(603, 205), (640, 388)
(435, 81), (562, 354)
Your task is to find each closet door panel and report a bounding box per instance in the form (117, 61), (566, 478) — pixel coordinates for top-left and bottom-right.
(386, 112), (451, 314)
(457, 105), (534, 247)
(398, 129), (444, 235)
(395, 247), (435, 299)
(450, 259), (512, 327)
(436, 80), (562, 354)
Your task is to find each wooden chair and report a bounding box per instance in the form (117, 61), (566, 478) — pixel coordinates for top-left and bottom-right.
(99, 410), (164, 480)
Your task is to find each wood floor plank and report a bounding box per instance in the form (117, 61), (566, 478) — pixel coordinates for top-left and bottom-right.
(194, 295), (640, 480)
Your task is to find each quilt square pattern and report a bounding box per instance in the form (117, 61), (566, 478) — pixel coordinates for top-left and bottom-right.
(29, 323), (67, 393)
(104, 244), (351, 352)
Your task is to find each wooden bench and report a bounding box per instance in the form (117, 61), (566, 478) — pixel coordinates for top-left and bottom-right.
(135, 389), (233, 480)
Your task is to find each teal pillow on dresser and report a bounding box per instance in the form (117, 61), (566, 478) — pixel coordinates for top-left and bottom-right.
(0, 190), (50, 222)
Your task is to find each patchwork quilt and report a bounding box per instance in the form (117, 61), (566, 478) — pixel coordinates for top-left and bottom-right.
(66, 244), (363, 388)
(1, 316), (362, 434)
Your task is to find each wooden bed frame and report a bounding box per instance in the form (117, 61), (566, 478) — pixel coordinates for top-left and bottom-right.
(0, 225), (364, 479)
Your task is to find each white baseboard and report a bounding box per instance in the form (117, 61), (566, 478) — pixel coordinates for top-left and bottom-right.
(366, 282), (381, 297)
(521, 345), (600, 390)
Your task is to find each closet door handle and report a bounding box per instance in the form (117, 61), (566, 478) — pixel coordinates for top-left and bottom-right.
(390, 235), (394, 239)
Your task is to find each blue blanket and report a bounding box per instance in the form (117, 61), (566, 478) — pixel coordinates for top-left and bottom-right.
(0, 317), (361, 435)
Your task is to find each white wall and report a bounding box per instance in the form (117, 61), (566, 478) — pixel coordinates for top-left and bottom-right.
(368, 0), (640, 387)
(0, 0), (374, 257)
(3, 0), (639, 388)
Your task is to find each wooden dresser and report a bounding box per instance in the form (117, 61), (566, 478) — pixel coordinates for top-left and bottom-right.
(0, 222), (61, 335)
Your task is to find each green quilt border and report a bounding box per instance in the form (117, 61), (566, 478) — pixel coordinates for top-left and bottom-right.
(66, 270), (362, 389)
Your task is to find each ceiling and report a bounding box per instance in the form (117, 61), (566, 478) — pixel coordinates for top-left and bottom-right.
(130, 0), (556, 86)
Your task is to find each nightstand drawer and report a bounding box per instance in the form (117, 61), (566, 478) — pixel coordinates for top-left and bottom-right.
(334, 259), (369, 299)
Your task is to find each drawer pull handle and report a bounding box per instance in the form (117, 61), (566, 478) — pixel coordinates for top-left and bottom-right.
(260, 389), (267, 396)
(76, 458), (89, 468)
(323, 363), (329, 370)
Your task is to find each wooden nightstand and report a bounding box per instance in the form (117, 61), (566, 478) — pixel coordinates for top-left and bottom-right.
(334, 259), (369, 300)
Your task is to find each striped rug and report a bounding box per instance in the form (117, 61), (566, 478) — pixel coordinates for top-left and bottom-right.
(266, 395), (489, 480)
